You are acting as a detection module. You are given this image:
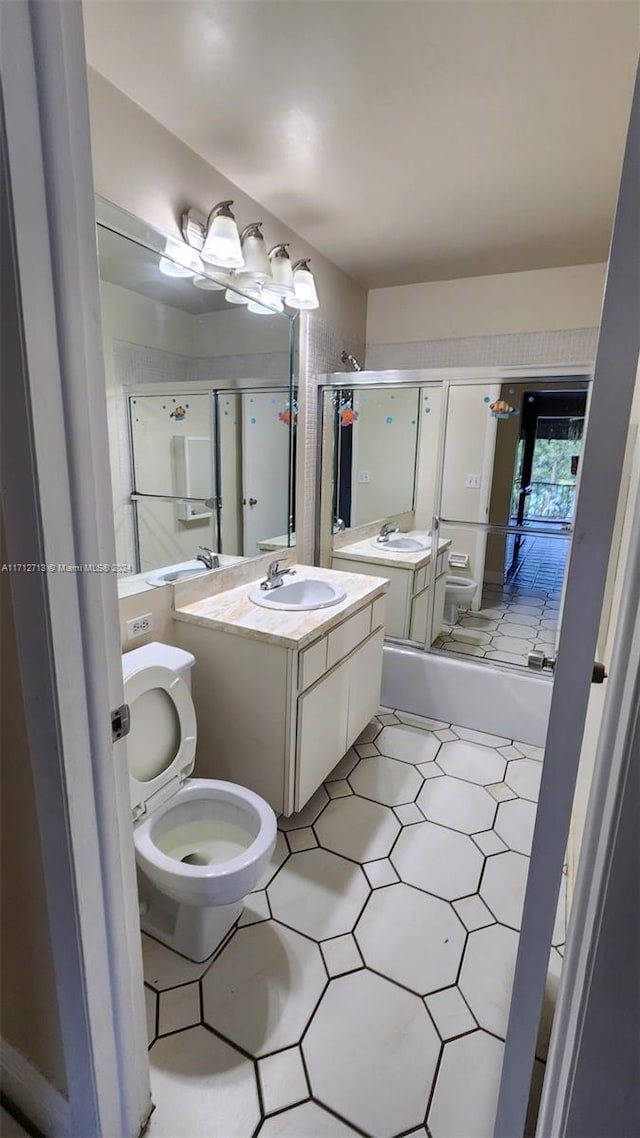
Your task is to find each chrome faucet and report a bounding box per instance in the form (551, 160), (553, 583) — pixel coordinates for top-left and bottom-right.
(377, 522), (399, 543)
(196, 546), (220, 570)
(260, 559), (296, 591)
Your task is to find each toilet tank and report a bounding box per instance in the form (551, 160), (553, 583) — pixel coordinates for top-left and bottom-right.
(122, 641), (195, 691)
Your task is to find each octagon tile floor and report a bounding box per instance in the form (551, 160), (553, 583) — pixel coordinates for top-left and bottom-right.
(143, 710), (563, 1138)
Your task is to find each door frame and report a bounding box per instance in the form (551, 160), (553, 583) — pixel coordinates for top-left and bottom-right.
(1, 3), (150, 1135)
(494, 62), (639, 1137)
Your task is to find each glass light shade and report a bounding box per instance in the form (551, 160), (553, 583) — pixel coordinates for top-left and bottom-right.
(202, 213), (245, 269)
(230, 272), (265, 300)
(159, 239), (203, 276)
(286, 264), (319, 310)
(267, 249), (295, 296)
(159, 257), (194, 278)
(248, 289), (284, 315)
(225, 288), (250, 305)
(240, 226), (271, 283)
(193, 270), (232, 291)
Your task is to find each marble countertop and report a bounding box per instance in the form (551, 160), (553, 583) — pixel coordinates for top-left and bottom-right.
(333, 533), (451, 571)
(173, 564), (389, 649)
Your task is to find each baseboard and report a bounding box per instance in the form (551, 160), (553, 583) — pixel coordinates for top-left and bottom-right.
(484, 570), (505, 584)
(0, 1039), (70, 1138)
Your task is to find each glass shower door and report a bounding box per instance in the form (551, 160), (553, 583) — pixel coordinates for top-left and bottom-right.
(428, 378), (590, 669)
(129, 392), (217, 573)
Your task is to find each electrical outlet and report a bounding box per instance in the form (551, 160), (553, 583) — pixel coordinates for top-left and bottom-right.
(358, 470), (370, 483)
(466, 474), (481, 489)
(126, 613), (153, 641)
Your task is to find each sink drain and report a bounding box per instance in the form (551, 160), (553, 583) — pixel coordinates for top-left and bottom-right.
(181, 852), (209, 866)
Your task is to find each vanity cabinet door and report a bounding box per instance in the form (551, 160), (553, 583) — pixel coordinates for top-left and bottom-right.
(295, 657), (349, 809)
(346, 628), (384, 747)
(409, 586), (429, 643)
(409, 574), (448, 644)
(432, 572), (447, 639)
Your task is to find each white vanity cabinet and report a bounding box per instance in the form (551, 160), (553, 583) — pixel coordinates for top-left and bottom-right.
(174, 584), (386, 816)
(332, 542), (450, 643)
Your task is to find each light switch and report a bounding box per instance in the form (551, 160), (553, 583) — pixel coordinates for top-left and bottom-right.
(358, 471), (370, 483)
(466, 474), (481, 489)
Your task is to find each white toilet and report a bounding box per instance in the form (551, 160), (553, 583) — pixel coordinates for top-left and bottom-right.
(122, 641), (277, 962)
(444, 576), (478, 625)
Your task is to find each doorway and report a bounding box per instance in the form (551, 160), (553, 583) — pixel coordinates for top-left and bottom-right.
(506, 389), (586, 585)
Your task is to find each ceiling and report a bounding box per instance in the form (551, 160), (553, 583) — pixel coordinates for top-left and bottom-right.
(84, 1), (639, 289)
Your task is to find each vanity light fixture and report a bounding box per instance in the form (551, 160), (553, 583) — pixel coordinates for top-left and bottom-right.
(200, 201), (245, 269)
(267, 244), (295, 296)
(285, 258), (320, 310)
(181, 203), (320, 310)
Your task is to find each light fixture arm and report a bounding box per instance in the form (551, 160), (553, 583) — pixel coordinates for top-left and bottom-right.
(239, 221), (265, 242)
(207, 199), (235, 225)
(268, 243), (291, 260)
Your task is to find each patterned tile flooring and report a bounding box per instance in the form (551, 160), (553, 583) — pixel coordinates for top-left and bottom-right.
(436, 537), (569, 667)
(143, 711), (565, 1138)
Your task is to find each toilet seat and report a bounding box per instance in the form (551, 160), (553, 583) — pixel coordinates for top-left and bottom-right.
(446, 575), (476, 590)
(123, 663), (197, 820)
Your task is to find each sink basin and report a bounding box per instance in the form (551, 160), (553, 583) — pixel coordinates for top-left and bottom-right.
(371, 534), (431, 553)
(146, 560), (212, 587)
(249, 577), (346, 611)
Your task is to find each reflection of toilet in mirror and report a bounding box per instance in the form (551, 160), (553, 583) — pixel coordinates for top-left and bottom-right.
(123, 641), (277, 962)
(444, 575), (478, 626)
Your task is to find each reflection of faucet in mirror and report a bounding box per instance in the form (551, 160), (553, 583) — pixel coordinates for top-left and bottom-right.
(333, 516), (346, 533)
(377, 522), (400, 543)
(341, 350), (361, 372)
(260, 559), (296, 591)
(196, 547), (220, 570)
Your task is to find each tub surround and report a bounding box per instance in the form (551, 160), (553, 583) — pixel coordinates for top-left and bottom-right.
(173, 564), (388, 650)
(174, 563), (389, 816)
(332, 537), (451, 642)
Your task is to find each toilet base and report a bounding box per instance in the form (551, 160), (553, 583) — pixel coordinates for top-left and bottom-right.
(138, 873), (243, 962)
(444, 599), (460, 626)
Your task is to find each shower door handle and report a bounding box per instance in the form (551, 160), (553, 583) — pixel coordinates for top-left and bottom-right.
(528, 650), (607, 683)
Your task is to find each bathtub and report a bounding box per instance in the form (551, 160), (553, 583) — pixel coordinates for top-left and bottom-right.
(381, 644), (552, 747)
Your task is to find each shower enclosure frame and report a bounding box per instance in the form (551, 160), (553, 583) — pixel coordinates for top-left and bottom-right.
(315, 365), (592, 669)
(125, 381), (296, 574)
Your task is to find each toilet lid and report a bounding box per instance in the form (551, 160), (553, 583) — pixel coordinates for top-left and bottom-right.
(123, 664), (197, 819)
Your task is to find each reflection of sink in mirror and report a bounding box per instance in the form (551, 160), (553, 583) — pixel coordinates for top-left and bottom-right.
(146, 560), (213, 586)
(372, 533), (431, 553)
(248, 578), (346, 611)
(145, 555), (243, 587)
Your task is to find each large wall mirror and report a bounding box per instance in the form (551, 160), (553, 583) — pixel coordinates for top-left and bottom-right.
(96, 203), (296, 594)
(318, 371), (590, 672)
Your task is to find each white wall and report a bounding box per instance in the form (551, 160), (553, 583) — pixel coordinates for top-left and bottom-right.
(350, 388), (420, 526)
(414, 387), (444, 532)
(366, 264), (607, 345)
(434, 384), (499, 593)
(100, 279), (195, 569)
